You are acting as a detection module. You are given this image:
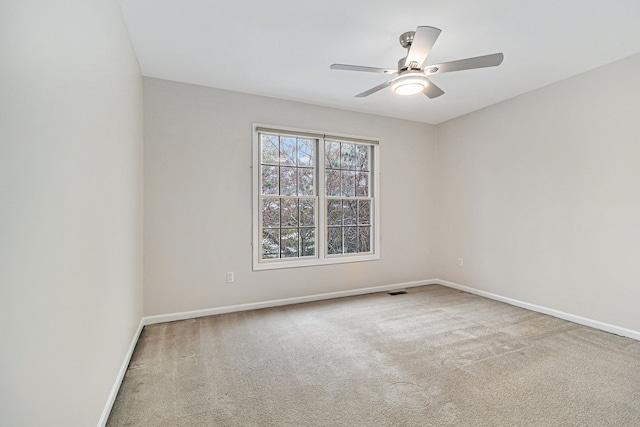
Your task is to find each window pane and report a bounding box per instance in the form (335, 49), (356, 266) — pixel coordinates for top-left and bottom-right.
(261, 135), (279, 165)
(262, 229), (280, 259)
(341, 170), (355, 197)
(262, 198), (280, 228)
(298, 168), (314, 196)
(298, 139), (314, 167)
(358, 226), (371, 253)
(341, 143), (356, 170)
(281, 228), (299, 258)
(280, 166), (297, 196)
(281, 198), (299, 227)
(325, 141), (340, 169)
(344, 227), (358, 253)
(300, 199), (315, 227)
(358, 200), (371, 225)
(327, 199), (342, 226)
(280, 136), (297, 166)
(325, 169), (340, 196)
(343, 200), (357, 225)
(300, 228), (315, 256)
(261, 165), (279, 195)
(356, 172), (369, 197)
(356, 145), (369, 171)
(327, 227), (342, 255)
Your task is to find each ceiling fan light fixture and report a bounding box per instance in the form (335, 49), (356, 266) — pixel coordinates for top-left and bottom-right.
(391, 74), (429, 95)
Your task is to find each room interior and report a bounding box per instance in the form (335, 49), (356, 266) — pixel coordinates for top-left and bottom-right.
(2, 1), (639, 426)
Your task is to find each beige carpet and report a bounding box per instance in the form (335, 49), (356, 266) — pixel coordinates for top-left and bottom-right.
(107, 285), (640, 426)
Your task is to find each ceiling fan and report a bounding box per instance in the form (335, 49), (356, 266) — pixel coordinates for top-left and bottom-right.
(330, 26), (504, 99)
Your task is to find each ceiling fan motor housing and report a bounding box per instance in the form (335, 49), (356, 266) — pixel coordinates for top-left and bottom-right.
(397, 57), (409, 71)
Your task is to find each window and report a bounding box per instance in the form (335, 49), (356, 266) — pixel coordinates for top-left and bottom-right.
(259, 134), (317, 260)
(253, 125), (379, 270)
(324, 140), (372, 255)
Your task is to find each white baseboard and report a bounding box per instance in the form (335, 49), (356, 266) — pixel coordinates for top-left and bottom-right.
(436, 279), (640, 341)
(144, 279), (438, 325)
(97, 317), (145, 427)
(143, 278), (640, 341)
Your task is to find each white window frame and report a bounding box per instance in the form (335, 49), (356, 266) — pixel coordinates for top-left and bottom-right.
(252, 123), (380, 271)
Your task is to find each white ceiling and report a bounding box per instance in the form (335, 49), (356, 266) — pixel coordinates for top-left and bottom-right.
(118, 0), (640, 125)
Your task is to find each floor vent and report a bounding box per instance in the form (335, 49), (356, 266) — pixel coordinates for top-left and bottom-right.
(388, 291), (408, 296)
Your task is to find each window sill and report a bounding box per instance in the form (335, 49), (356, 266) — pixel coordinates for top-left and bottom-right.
(253, 253), (380, 271)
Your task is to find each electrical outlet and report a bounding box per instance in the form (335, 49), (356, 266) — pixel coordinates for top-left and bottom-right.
(458, 258), (464, 267)
(226, 272), (234, 283)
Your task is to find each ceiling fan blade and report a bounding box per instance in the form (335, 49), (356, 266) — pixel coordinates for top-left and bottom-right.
(423, 78), (445, 99)
(355, 80), (392, 98)
(330, 64), (397, 74)
(406, 26), (441, 69)
(426, 53), (504, 75)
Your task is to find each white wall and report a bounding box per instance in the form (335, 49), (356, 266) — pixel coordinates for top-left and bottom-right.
(0, 1), (143, 426)
(436, 53), (640, 331)
(143, 77), (438, 316)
